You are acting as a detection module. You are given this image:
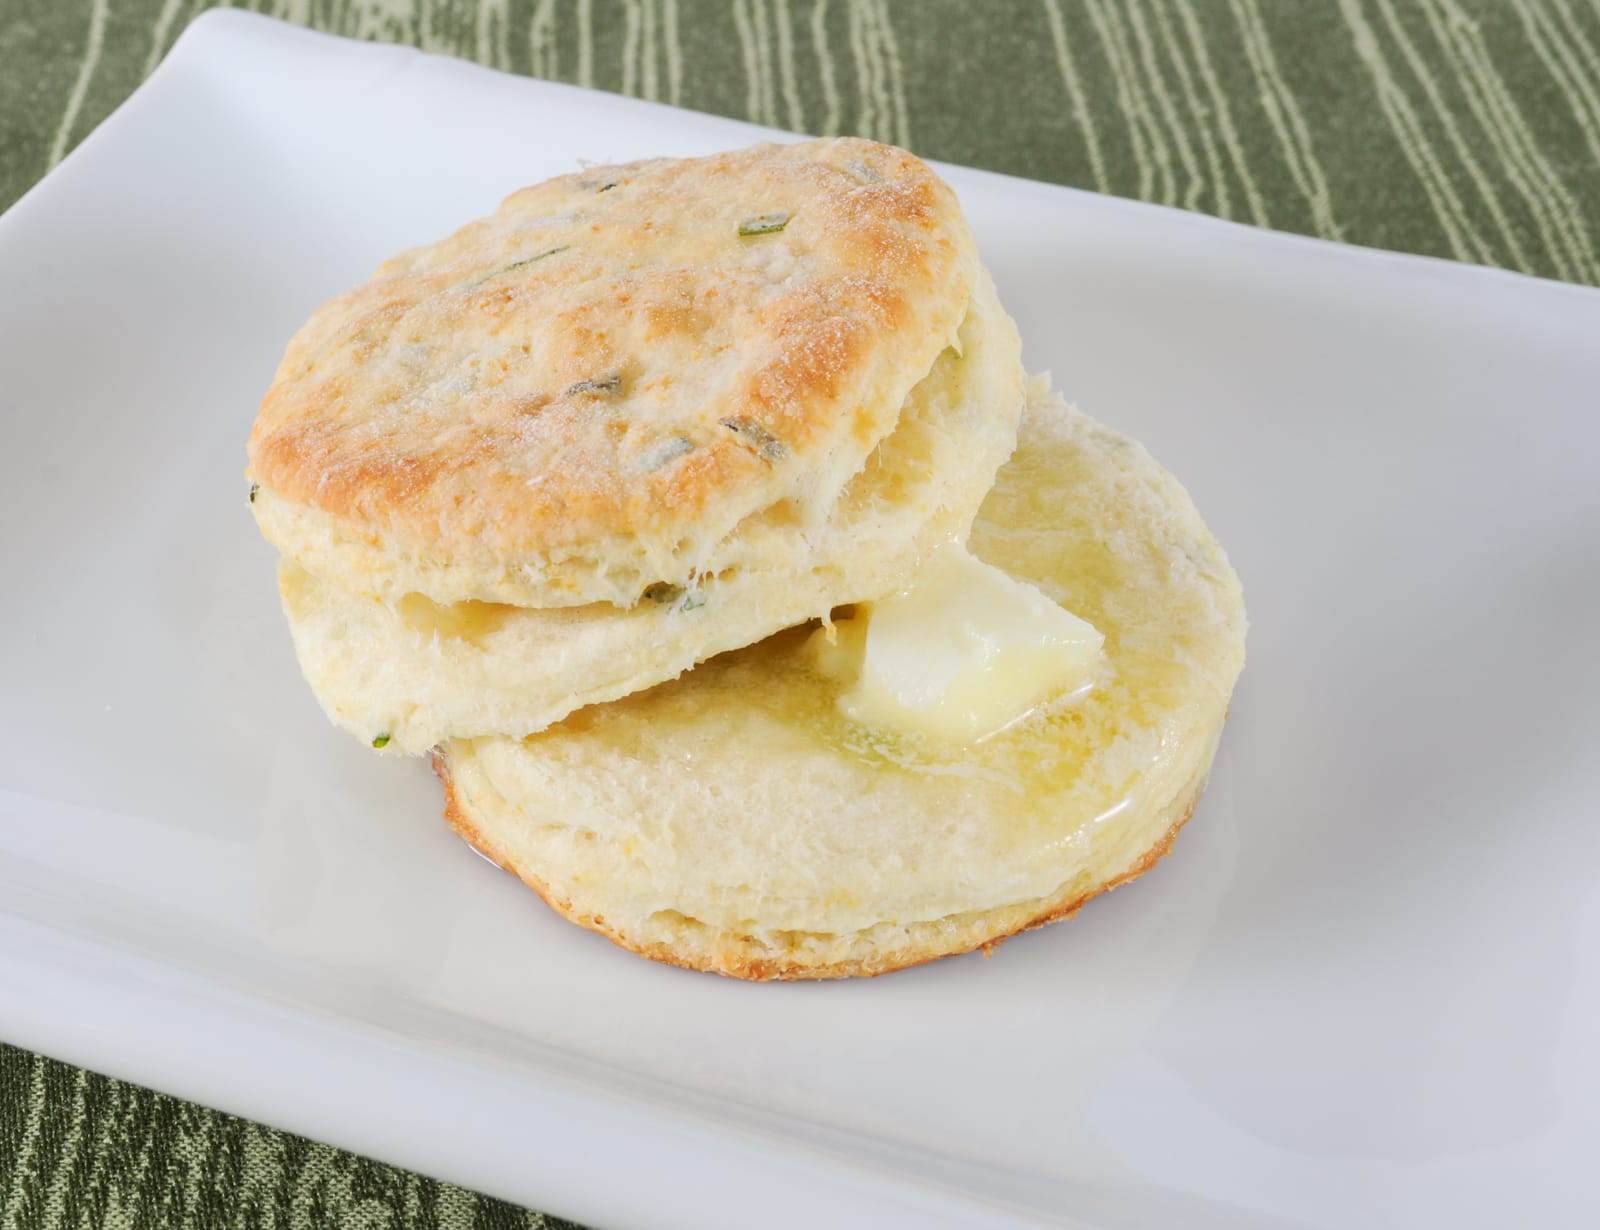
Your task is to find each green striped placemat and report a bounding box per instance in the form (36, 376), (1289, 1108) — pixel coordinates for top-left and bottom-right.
(3, 2), (1597, 1227)
(6, 0), (1599, 283)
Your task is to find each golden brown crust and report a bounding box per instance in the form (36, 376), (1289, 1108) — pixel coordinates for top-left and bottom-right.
(249, 139), (975, 605)
(432, 752), (1206, 981)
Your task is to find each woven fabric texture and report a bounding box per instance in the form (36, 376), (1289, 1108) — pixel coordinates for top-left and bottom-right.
(3, 1), (1598, 1227)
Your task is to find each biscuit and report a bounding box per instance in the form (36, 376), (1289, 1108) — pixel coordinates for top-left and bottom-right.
(248, 139), (976, 608)
(432, 386), (1248, 978)
(277, 271), (1023, 754)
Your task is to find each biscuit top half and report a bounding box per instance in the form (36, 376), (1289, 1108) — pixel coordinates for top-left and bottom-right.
(247, 138), (977, 607)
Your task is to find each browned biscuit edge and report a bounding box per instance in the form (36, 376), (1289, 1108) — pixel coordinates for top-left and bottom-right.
(431, 750), (1210, 981)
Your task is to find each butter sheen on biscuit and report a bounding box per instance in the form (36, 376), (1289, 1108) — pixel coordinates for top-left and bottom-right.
(435, 389), (1246, 979)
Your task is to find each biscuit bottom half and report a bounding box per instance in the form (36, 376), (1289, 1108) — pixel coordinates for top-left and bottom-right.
(433, 390), (1247, 979)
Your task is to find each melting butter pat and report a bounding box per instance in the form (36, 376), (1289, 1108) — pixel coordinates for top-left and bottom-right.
(811, 544), (1104, 743)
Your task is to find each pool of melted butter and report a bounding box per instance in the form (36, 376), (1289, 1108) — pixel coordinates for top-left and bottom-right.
(526, 410), (1230, 871)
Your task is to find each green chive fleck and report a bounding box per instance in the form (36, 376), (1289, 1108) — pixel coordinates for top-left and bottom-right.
(738, 212), (791, 237)
(468, 245), (571, 287)
(720, 416), (788, 462)
(500, 245), (571, 273)
(597, 181), (618, 192)
(842, 159), (882, 184)
(642, 582), (684, 605)
(248, 482), (259, 504)
(640, 435), (695, 471)
(371, 733), (391, 749)
(641, 581), (705, 612)
(565, 373), (623, 397)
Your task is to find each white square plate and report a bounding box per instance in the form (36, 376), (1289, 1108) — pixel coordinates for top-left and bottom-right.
(3, 11), (1597, 1228)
